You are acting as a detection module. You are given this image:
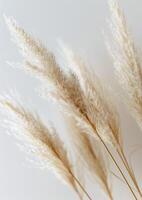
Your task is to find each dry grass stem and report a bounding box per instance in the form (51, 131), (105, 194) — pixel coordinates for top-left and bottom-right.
(63, 116), (113, 199)
(108, 0), (142, 198)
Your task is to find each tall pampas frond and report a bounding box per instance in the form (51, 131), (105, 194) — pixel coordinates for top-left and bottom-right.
(108, 0), (142, 130)
(4, 15), (74, 104)
(4, 16), (92, 138)
(0, 96), (93, 200)
(4, 15), (85, 111)
(108, 0), (142, 198)
(5, 16), (99, 143)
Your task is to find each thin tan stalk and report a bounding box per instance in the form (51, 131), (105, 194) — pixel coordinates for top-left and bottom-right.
(79, 105), (137, 198)
(52, 143), (93, 200)
(63, 115), (113, 200)
(117, 147), (142, 198)
(97, 133), (137, 200)
(69, 171), (93, 200)
(84, 114), (138, 200)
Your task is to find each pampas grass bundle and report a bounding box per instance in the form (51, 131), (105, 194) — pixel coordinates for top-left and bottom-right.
(1, 0), (142, 199)
(3, 16), (114, 200)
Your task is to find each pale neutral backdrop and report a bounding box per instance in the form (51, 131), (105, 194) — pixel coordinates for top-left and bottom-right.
(0, 0), (142, 200)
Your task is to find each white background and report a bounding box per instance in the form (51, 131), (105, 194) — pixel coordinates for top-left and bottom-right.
(0, 0), (142, 199)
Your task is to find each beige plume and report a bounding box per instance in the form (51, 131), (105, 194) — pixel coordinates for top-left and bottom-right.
(108, 0), (142, 130)
(0, 96), (92, 200)
(60, 45), (122, 148)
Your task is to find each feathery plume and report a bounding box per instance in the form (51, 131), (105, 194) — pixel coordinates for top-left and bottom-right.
(4, 16), (98, 142)
(60, 45), (122, 148)
(108, 0), (142, 130)
(0, 96), (90, 199)
(5, 16), (90, 130)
